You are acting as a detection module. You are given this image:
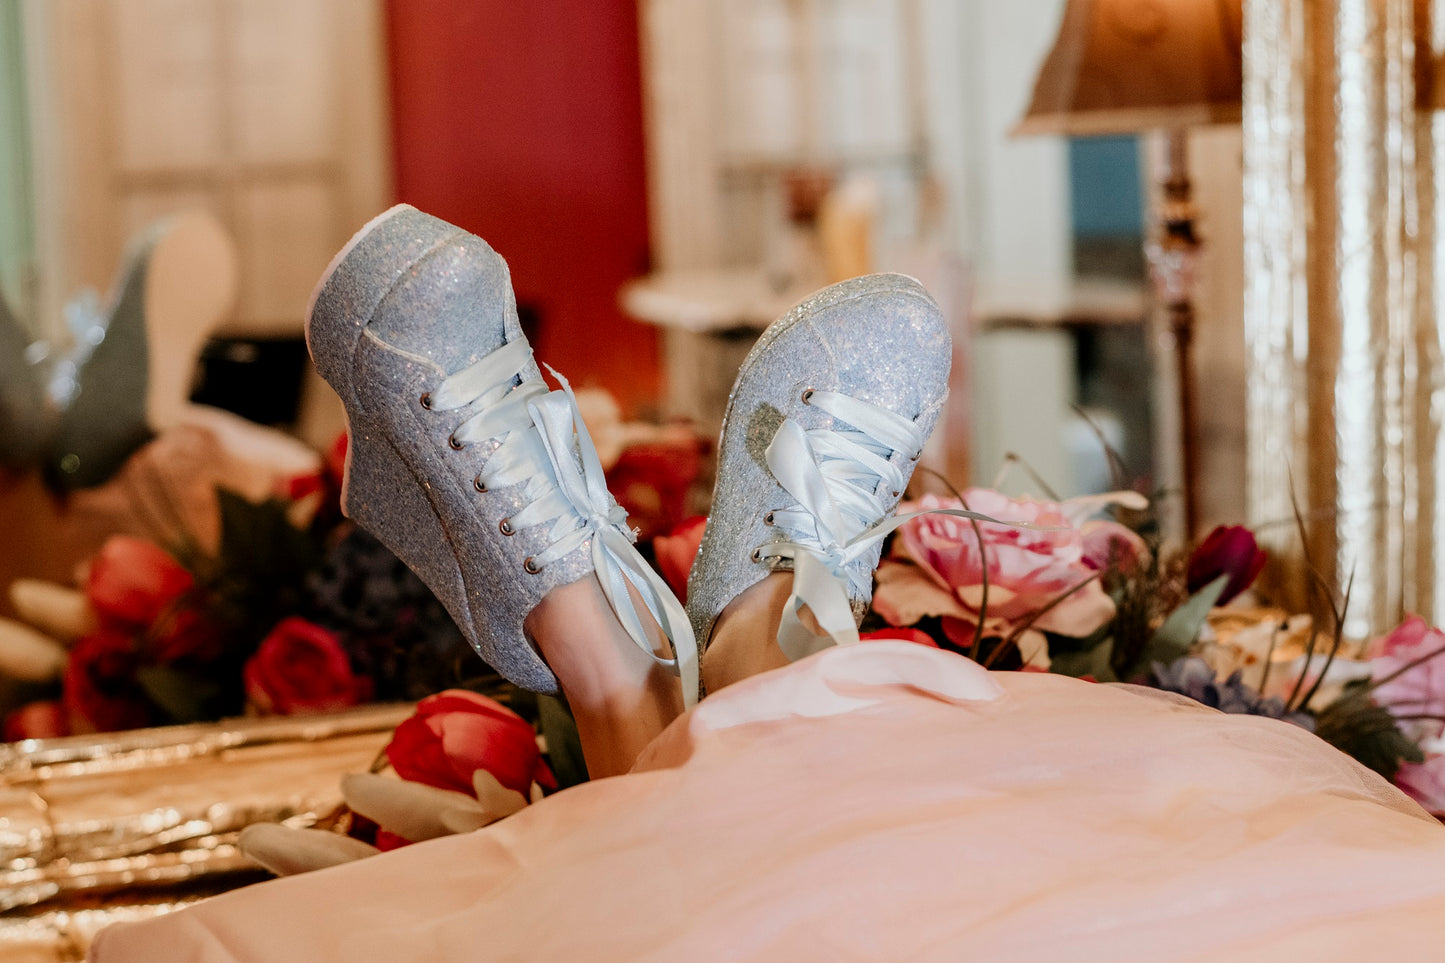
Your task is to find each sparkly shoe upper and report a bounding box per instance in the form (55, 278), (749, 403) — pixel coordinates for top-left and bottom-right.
(308, 205), (696, 701)
(686, 274), (950, 662)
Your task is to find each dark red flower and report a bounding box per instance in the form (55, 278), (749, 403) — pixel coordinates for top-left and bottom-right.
(147, 606), (223, 664)
(85, 536), (193, 627)
(653, 516), (706, 603)
(386, 689), (554, 799)
(1186, 525), (1267, 605)
(63, 627), (155, 733)
(243, 617), (373, 715)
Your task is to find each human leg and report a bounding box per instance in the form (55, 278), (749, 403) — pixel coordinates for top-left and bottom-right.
(307, 205), (694, 779)
(689, 276), (950, 692)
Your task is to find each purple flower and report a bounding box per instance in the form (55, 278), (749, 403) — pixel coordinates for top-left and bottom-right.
(1152, 656), (1314, 730)
(1186, 525), (1266, 605)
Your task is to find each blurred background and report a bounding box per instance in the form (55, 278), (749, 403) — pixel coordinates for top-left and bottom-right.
(0, 0), (1247, 525)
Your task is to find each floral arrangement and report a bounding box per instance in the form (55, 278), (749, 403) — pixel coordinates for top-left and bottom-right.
(0, 414), (705, 742)
(8, 394), (1445, 829)
(634, 470), (1445, 818)
(852, 484), (1445, 817)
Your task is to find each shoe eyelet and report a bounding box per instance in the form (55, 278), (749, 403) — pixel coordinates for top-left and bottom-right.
(524, 556), (542, 574)
(419, 392), (433, 410)
(801, 388), (814, 404)
(750, 547), (763, 563)
(891, 490), (900, 498)
(448, 434), (466, 451)
(473, 476), (487, 493)
(763, 511), (775, 526)
(499, 518), (515, 536)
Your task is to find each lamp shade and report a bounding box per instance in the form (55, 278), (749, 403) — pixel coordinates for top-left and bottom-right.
(1016, 0), (1243, 136)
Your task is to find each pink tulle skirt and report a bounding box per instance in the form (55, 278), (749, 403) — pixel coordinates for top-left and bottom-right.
(92, 642), (1445, 961)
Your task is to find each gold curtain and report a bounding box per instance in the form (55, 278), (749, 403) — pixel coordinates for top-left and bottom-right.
(1242, 0), (1445, 637)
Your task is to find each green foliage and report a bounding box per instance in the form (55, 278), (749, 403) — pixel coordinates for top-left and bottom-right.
(537, 693), (589, 789)
(135, 664), (222, 724)
(1120, 575), (1228, 683)
(1313, 682), (1427, 781)
(205, 488), (324, 657)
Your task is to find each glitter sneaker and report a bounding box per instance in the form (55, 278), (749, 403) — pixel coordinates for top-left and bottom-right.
(686, 275), (949, 663)
(306, 205), (696, 701)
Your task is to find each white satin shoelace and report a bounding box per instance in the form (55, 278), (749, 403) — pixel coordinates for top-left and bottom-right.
(428, 339), (699, 706)
(761, 390), (993, 661)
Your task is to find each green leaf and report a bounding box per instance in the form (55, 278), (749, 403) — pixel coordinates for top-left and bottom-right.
(1049, 636), (1118, 683)
(1125, 574), (1228, 681)
(135, 665), (222, 724)
(1313, 687), (1426, 781)
(537, 694), (589, 789)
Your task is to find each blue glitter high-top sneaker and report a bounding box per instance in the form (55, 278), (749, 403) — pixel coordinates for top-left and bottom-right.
(306, 205), (696, 702)
(686, 275), (950, 666)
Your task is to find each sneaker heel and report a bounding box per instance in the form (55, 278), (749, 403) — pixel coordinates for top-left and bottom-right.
(341, 411), (471, 635)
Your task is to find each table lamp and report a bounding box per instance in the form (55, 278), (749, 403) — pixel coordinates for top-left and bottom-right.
(1015, 0), (1243, 536)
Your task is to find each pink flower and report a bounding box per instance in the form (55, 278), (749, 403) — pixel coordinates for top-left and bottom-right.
(243, 617), (373, 715)
(1394, 754), (1445, 815)
(653, 516), (706, 603)
(873, 491), (1118, 647)
(1187, 525), (1266, 604)
(1370, 616), (1445, 742)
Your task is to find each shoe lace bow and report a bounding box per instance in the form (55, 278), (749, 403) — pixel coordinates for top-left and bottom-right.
(760, 389), (991, 661)
(431, 339), (699, 706)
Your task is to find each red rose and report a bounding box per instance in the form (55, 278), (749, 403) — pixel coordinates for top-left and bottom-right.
(386, 689), (555, 799)
(63, 627), (155, 733)
(3, 700), (69, 741)
(1186, 525), (1267, 605)
(860, 627), (940, 647)
(86, 536), (194, 627)
(653, 516), (707, 603)
(243, 617), (372, 715)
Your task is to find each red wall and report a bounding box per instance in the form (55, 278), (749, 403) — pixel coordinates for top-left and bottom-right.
(384, 0), (659, 413)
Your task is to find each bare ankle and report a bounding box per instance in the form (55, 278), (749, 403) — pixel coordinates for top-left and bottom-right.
(700, 572), (794, 693)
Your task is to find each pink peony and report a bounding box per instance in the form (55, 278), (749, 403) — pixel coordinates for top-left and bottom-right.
(1370, 616), (1445, 742)
(1394, 754), (1445, 815)
(873, 491), (1121, 649)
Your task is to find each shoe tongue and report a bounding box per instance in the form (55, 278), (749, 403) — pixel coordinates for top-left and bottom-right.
(371, 240), (518, 376)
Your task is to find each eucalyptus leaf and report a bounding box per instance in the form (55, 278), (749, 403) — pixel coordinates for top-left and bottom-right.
(1050, 637), (1118, 683)
(1125, 574), (1228, 681)
(537, 693), (589, 789)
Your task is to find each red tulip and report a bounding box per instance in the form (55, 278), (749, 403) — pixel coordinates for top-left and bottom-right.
(860, 627), (939, 647)
(653, 516), (707, 603)
(85, 536), (193, 627)
(385, 689), (554, 800)
(1186, 525), (1267, 605)
(3, 700), (69, 741)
